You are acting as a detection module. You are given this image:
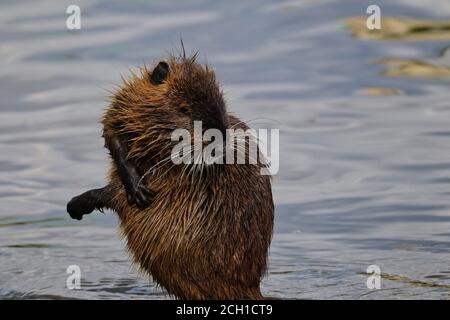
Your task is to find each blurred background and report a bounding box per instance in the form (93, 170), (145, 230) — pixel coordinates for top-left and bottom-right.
(0, 0), (450, 299)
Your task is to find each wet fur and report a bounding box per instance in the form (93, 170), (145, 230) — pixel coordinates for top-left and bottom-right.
(72, 54), (274, 299)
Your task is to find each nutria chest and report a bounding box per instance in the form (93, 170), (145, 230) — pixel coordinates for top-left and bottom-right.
(108, 158), (273, 298)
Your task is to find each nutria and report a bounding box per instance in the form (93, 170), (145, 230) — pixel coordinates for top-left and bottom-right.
(66, 52), (274, 299)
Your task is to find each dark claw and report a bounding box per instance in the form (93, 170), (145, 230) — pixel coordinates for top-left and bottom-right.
(135, 195), (143, 209)
(126, 182), (154, 210)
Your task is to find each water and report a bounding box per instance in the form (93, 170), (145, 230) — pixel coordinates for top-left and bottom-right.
(1, 0), (450, 299)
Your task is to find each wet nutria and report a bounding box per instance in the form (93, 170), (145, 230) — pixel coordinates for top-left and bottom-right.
(67, 52), (274, 299)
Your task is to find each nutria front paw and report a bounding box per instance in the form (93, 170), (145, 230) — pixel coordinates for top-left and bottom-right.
(67, 195), (94, 220)
(126, 182), (155, 210)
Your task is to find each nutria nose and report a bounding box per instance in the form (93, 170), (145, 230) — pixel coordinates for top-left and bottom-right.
(195, 105), (228, 136)
(203, 116), (228, 138)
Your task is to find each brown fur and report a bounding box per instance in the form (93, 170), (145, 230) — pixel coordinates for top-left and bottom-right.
(102, 54), (274, 299)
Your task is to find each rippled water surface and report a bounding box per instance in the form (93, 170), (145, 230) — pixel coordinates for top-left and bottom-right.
(1, 0), (450, 299)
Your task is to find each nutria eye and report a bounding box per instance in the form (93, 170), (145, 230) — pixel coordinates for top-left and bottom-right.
(180, 106), (189, 114)
(150, 61), (169, 85)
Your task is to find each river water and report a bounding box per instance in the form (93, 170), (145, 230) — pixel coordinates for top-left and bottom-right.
(1, 0), (450, 299)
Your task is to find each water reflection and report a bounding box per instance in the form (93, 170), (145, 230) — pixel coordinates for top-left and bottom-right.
(0, 0), (450, 300)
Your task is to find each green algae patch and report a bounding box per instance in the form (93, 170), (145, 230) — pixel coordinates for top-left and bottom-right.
(345, 17), (450, 41)
(379, 58), (450, 78)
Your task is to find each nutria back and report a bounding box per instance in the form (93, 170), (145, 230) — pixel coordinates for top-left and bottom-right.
(102, 54), (274, 299)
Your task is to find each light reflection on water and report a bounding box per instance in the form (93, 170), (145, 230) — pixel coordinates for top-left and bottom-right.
(0, 0), (449, 299)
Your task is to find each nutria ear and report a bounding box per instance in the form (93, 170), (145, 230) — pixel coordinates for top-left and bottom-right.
(150, 61), (169, 85)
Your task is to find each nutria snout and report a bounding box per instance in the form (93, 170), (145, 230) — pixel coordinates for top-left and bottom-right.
(67, 52), (274, 299)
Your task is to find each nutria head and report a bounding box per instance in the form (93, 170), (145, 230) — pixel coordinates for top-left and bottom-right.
(151, 58), (229, 134)
(108, 55), (230, 165)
